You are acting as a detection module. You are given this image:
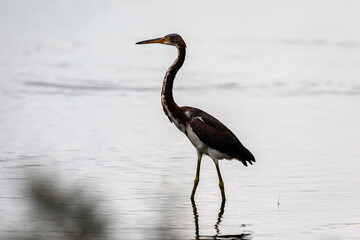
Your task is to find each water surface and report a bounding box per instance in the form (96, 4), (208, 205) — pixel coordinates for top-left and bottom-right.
(1, 1), (360, 239)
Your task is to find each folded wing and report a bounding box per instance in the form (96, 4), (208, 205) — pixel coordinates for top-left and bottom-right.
(188, 109), (255, 166)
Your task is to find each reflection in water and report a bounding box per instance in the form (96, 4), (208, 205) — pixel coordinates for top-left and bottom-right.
(191, 199), (200, 237)
(214, 200), (225, 235)
(191, 199), (251, 240)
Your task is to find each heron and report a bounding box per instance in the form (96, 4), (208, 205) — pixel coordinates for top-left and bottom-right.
(136, 33), (255, 200)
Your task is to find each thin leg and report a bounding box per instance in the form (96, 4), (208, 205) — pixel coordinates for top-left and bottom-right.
(191, 151), (202, 199)
(215, 161), (226, 200)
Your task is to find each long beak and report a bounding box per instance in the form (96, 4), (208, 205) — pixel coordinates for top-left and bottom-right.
(136, 37), (167, 45)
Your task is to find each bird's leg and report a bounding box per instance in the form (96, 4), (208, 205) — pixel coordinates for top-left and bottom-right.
(191, 151), (202, 199)
(215, 161), (226, 200)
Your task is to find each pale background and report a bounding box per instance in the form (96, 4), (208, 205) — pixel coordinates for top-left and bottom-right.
(1, 0), (360, 239)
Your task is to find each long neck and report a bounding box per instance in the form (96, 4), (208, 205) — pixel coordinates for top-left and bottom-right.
(161, 44), (186, 125)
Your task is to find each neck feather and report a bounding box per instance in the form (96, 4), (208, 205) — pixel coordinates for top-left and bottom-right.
(161, 45), (186, 125)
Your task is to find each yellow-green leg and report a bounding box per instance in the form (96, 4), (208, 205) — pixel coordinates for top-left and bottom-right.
(191, 152), (202, 199)
(215, 161), (226, 200)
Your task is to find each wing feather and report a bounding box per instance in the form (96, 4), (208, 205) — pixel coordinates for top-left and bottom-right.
(188, 109), (255, 166)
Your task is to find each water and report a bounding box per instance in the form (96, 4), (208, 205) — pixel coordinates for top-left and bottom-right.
(1, 0), (360, 239)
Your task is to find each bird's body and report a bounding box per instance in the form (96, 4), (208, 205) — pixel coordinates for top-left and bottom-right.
(136, 33), (255, 199)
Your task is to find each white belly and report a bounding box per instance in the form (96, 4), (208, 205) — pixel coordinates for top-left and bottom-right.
(185, 124), (233, 163)
(186, 124), (209, 154)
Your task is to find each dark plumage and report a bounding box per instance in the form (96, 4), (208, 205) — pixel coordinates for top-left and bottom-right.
(186, 107), (255, 166)
(136, 33), (255, 200)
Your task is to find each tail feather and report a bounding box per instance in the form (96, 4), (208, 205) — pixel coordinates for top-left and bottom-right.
(235, 147), (255, 167)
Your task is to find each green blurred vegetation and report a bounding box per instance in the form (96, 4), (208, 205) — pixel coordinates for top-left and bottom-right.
(5, 173), (251, 240)
(7, 174), (108, 240)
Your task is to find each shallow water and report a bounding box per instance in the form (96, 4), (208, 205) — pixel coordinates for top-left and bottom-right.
(1, 1), (360, 239)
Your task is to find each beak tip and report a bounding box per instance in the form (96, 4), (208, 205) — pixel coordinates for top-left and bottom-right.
(135, 37), (165, 45)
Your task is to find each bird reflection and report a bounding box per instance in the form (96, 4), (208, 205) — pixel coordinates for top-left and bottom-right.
(191, 199), (251, 240)
(214, 200), (225, 235)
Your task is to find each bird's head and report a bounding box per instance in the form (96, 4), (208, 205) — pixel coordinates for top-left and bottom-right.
(136, 33), (186, 48)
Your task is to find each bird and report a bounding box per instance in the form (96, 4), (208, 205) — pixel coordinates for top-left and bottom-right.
(136, 33), (255, 200)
